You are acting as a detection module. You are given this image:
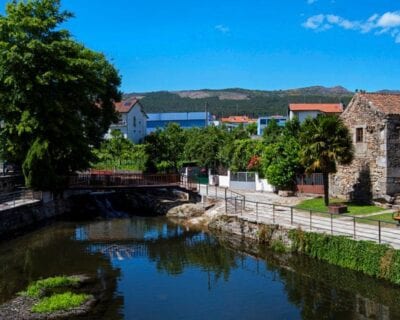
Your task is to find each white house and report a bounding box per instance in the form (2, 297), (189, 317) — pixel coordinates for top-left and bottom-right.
(109, 99), (147, 143)
(288, 103), (343, 123)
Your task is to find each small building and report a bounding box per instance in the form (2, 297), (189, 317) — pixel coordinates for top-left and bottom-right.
(146, 112), (211, 134)
(257, 115), (287, 135)
(108, 99), (147, 143)
(330, 93), (400, 202)
(220, 115), (256, 130)
(288, 103), (343, 123)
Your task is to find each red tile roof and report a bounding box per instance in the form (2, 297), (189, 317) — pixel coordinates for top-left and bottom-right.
(114, 99), (139, 113)
(289, 103), (343, 113)
(221, 116), (257, 123)
(358, 93), (400, 115)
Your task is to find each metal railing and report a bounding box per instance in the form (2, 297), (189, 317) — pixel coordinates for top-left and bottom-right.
(0, 190), (42, 210)
(70, 173), (181, 188)
(201, 184), (400, 249)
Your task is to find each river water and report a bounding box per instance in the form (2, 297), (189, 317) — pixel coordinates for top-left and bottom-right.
(1, 217), (400, 319)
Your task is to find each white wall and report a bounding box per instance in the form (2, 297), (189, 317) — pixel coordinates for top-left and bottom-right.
(255, 173), (275, 192)
(290, 110), (321, 123)
(125, 104), (147, 143)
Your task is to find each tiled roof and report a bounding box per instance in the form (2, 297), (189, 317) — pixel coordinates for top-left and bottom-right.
(221, 116), (257, 123)
(359, 93), (400, 115)
(114, 99), (139, 113)
(289, 103), (343, 113)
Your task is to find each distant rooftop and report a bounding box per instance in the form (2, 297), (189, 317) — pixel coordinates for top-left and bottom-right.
(114, 99), (140, 113)
(221, 116), (256, 123)
(358, 92), (400, 115)
(289, 103), (343, 113)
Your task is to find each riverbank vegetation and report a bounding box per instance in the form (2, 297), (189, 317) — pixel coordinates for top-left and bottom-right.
(17, 275), (93, 315)
(289, 229), (400, 284)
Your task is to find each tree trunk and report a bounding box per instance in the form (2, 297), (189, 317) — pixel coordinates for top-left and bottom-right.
(323, 172), (329, 206)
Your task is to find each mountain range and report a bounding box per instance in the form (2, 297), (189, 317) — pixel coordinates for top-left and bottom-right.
(124, 86), (396, 117)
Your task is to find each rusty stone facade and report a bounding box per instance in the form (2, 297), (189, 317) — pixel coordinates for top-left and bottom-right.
(330, 93), (400, 202)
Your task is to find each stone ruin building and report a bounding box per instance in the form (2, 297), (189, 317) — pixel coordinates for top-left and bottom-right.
(330, 93), (400, 203)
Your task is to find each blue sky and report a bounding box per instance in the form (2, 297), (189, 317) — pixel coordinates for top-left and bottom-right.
(1, 0), (400, 93)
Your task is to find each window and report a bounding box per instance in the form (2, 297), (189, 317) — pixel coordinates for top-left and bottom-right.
(260, 119), (267, 125)
(133, 116), (136, 127)
(356, 128), (364, 143)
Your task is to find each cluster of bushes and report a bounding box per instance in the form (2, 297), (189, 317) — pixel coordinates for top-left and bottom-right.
(289, 229), (400, 284)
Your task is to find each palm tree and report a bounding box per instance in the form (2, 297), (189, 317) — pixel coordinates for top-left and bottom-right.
(300, 115), (353, 206)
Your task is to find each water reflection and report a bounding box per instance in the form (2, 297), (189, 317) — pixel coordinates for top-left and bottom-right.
(1, 217), (400, 319)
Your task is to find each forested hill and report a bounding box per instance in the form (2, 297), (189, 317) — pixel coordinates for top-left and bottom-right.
(124, 86), (354, 117)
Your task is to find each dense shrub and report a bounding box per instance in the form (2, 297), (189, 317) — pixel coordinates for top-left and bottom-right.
(289, 229), (400, 284)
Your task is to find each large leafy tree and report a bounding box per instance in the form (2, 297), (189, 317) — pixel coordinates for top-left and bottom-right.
(0, 0), (121, 190)
(261, 118), (302, 190)
(300, 115), (353, 206)
(184, 126), (230, 169)
(144, 123), (187, 172)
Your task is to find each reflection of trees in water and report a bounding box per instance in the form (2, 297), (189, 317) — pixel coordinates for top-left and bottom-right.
(0, 223), (123, 319)
(145, 233), (239, 281)
(217, 236), (400, 320)
(262, 250), (399, 320)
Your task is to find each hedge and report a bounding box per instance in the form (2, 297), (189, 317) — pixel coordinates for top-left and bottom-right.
(289, 229), (400, 284)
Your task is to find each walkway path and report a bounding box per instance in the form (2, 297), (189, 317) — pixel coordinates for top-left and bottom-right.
(199, 185), (400, 249)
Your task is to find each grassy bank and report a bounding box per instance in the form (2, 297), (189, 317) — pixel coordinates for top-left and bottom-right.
(296, 198), (385, 215)
(289, 229), (400, 284)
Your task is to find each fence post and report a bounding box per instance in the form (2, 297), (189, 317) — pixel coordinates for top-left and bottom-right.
(331, 213), (333, 235)
(310, 210), (312, 231)
(206, 185), (209, 196)
(290, 207), (293, 225)
(215, 185), (217, 199)
(225, 197), (227, 214)
(353, 217), (356, 239)
(273, 204), (275, 223)
(378, 220), (381, 244)
(224, 188), (227, 201)
(234, 197), (237, 215)
(256, 202), (259, 224)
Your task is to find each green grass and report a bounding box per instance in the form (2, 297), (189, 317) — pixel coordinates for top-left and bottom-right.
(21, 276), (80, 298)
(296, 198), (385, 215)
(31, 292), (91, 313)
(358, 213), (398, 224)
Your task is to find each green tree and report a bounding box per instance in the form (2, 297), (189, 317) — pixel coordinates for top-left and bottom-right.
(0, 0), (121, 190)
(300, 115), (353, 206)
(260, 118), (302, 190)
(262, 119), (283, 145)
(184, 126), (230, 169)
(229, 139), (264, 172)
(144, 123), (187, 172)
(261, 136), (301, 190)
(93, 130), (148, 171)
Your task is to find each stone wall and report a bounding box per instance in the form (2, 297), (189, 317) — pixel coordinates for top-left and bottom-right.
(386, 114), (400, 195)
(330, 96), (388, 202)
(0, 197), (71, 238)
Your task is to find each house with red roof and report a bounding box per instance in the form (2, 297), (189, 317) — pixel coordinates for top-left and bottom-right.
(330, 93), (400, 203)
(108, 98), (147, 143)
(288, 103), (343, 123)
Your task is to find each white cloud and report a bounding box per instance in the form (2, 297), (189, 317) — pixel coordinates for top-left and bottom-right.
(302, 14), (324, 29)
(215, 24), (230, 34)
(302, 11), (400, 44)
(307, 0), (317, 4)
(377, 11), (400, 28)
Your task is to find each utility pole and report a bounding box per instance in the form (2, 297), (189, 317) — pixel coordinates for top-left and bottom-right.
(205, 102), (208, 128)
